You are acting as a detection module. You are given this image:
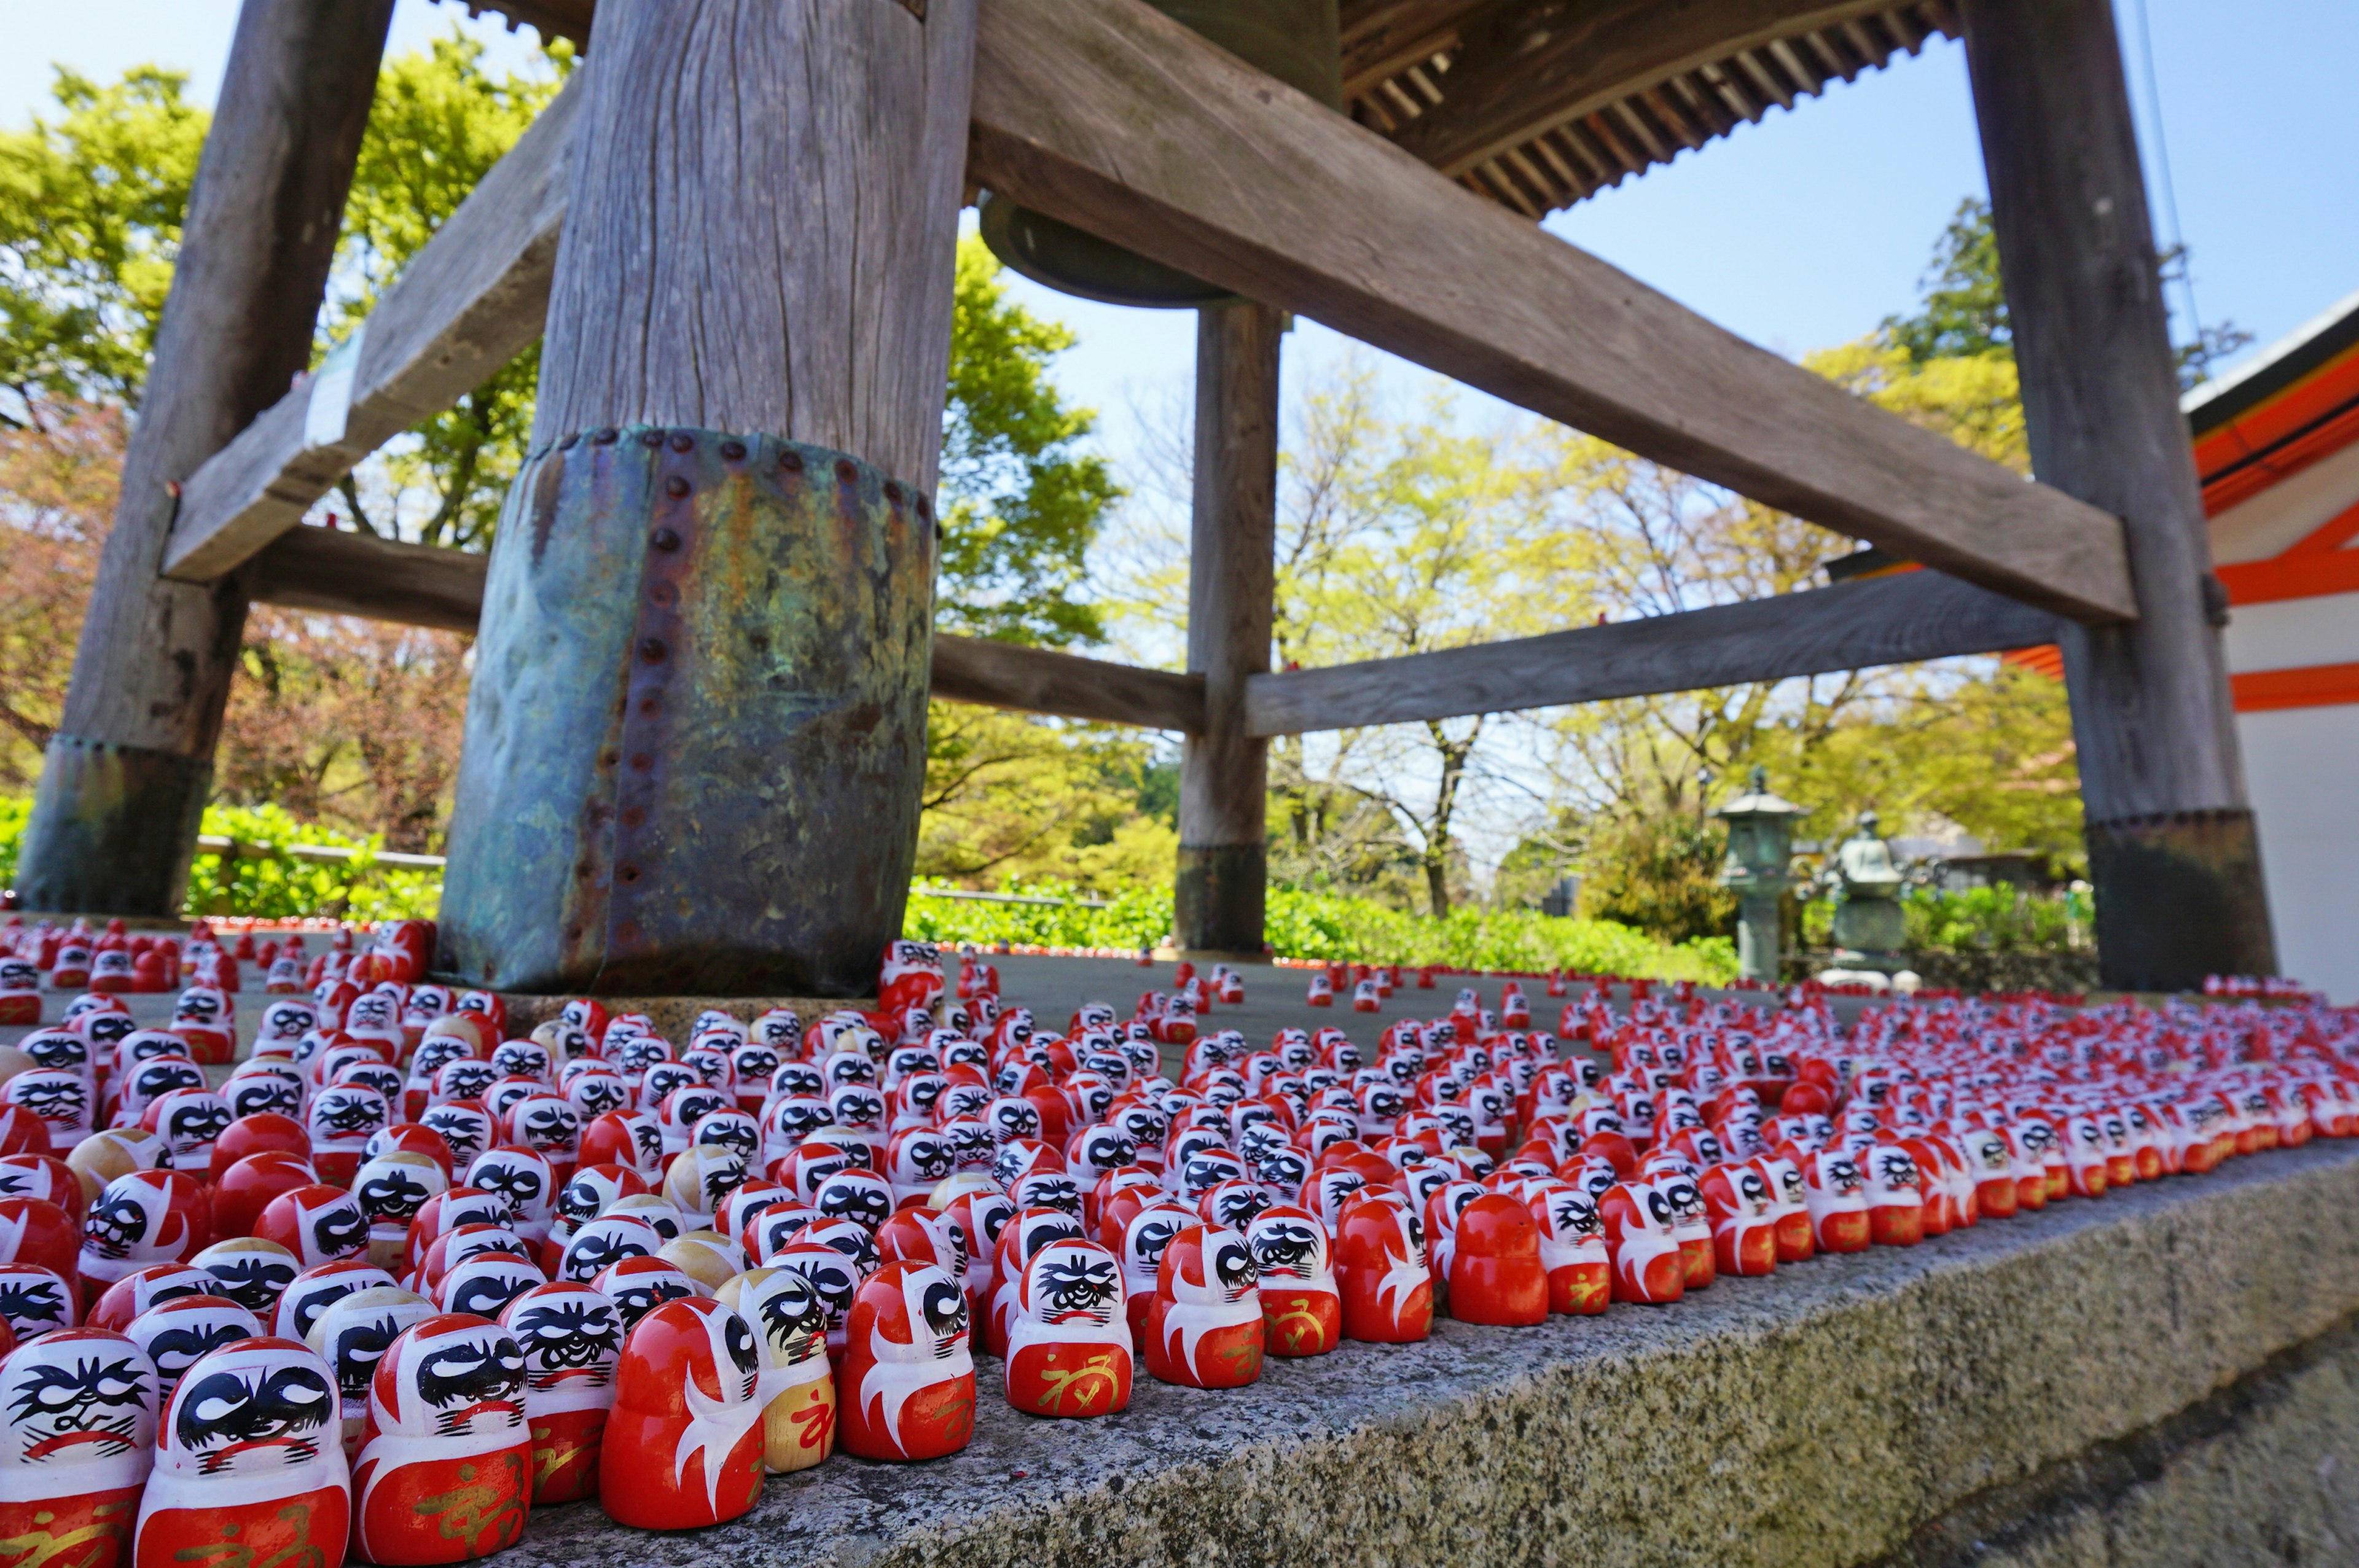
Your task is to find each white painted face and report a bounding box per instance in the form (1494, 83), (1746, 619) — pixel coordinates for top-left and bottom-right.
(375, 1315), (526, 1441)
(159, 1339), (337, 1471)
(1244, 1211), (1327, 1285)
(0, 1329), (158, 1491)
(558, 1216), (660, 1284)
(735, 1270), (827, 1370)
(128, 1298), (263, 1406)
(1019, 1240), (1122, 1328)
(502, 1282), (624, 1400)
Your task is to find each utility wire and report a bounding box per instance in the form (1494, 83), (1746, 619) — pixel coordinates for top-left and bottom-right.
(2126, 0), (2207, 369)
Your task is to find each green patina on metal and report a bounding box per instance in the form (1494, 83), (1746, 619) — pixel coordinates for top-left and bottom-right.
(439, 426), (934, 999)
(15, 736), (212, 916)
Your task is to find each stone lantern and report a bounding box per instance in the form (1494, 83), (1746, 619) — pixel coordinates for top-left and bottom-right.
(1713, 767), (1805, 983)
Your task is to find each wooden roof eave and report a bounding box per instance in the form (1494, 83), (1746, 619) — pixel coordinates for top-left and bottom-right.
(432, 0), (1960, 224)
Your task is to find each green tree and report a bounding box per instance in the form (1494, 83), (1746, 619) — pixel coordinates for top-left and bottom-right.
(1881, 197), (2011, 363)
(1883, 194), (2248, 390)
(937, 236), (1121, 647)
(0, 67), (205, 420)
(1578, 813), (1734, 946)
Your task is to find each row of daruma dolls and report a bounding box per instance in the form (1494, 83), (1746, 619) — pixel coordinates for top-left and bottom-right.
(0, 916), (431, 1013)
(0, 984), (2345, 1567)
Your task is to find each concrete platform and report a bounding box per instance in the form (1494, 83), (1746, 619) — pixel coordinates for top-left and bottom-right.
(499, 1136), (2359, 1568)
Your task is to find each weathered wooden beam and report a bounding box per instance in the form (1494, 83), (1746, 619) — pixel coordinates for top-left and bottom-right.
(439, 0), (979, 999)
(1242, 569), (2061, 736)
(246, 526), (1207, 732)
(248, 527), (491, 634)
(1177, 302), (1283, 953)
(968, 0), (2135, 625)
(161, 72), (583, 582)
(15, 0), (396, 918)
(1387, 0), (1912, 177)
(931, 634), (1208, 732)
(243, 529), (2059, 738)
(1961, 0), (2273, 989)
(167, 0), (2132, 628)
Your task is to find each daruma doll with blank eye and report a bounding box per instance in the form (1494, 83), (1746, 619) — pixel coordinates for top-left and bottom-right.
(348, 1313), (531, 1565)
(0, 1328), (158, 1568)
(498, 1282), (624, 1504)
(133, 1337), (348, 1568)
(1003, 1239), (1130, 1418)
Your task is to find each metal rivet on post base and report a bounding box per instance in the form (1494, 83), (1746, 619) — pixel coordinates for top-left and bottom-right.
(2084, 808), (2277, 993)
(1175, 843), (1268, 956)
(437, 426), (934, 999)
(14, 738), (213, 916)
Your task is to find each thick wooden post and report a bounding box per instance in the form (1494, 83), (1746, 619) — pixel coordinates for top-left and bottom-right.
(1175, 302), (1282, 955)
(1960, 0), (2275, 991)
(436, 0), (977, 999)
(15, 0), (394, 916)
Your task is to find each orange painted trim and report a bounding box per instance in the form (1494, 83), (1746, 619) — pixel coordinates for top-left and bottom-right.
(2231, 661), (2359, 713)
(2000, 644), (2065, 681)
(2215, 547), (2359, 607)
(2283, 495), (2359, 558)
(2195, 338), (2359, 517)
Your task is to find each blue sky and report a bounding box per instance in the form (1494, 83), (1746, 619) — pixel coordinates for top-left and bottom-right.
(8, 0), (2354, 470)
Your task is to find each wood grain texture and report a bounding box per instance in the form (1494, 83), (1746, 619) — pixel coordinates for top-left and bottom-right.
(1181, 302), (1281, 848)
(968, 0), (2136, 623)
(1242, 569), (2060, 736)
(532, 0), (976, 492)
(246, 527), (490, 634)
(931, 634), (1206, 731)
(56, 0), (395, 752)
(1960, 0), (2246, 820)
(163, 72), (584, 582)
(1388, 0), (1905, 176)
(20, 0), (394, 915)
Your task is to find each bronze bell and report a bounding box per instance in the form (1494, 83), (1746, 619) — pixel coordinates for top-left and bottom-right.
(977, 0), (1342, 308)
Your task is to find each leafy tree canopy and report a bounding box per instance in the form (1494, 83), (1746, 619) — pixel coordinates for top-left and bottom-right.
(1881, 197), (2011, 363)
(938, 236), (1121, 648)
(0, 67), (205, 420)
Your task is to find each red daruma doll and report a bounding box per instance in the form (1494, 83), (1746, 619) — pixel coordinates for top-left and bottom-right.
(0, 1328), (159, 1568)
(498, 1283), (624, 1504)
(1144, 1225), (1263, 1389)
(1004, 1239), (1130, 1418)
(1333, 1193), (1433, 1343)
(1446, 1195), (1547, 1327)
(600, 1298), (766, 1527)
(1245, 1206), (1339, 1357)
(839, 1263), (975, 1462)
(349, 1314), (531, 1564)
(133, 1338), (348, 1568)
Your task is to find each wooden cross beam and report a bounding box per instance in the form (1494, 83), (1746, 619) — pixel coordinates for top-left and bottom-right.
(966, 0), (2130, 623)
(162, 74), (581, 582)
(251, 526), (2048, 733)
(1241, 568), (2059, 736)
(163, 0), (2135, 625)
